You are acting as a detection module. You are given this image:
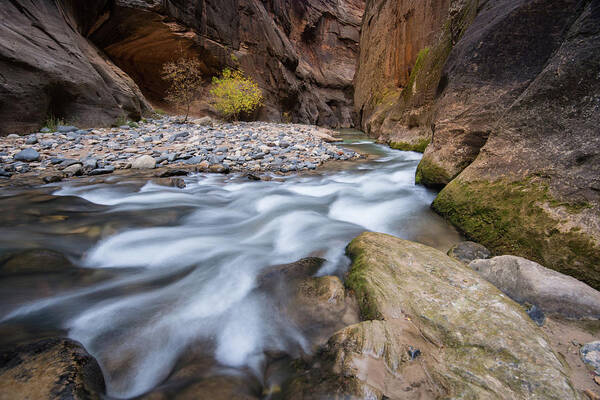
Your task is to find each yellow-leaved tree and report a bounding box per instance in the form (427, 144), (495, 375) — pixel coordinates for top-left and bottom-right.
(162, 57), (203, 122)
(210, 69), (263, 121)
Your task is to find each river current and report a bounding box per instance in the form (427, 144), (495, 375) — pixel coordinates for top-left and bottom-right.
(0, 132), (460, 398)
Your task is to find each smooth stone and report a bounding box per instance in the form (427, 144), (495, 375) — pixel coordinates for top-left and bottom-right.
(469, 255), (600, 319)
(88, 166), (115, 175)
(131, 155), (156, 169)
(581, 341), (600, 375)
(83, 158), (98, 169)
(25, 135), (38, 144)
(14, 148), (40, 162)
(209, 164), (230, 173)
(156, 169), (188, 178)
(0, 248), (75, 275)
(56, 125), (78, 133)
(447, 241), (492, 264)
(42, 175), (63, 184)
(286, 233), (580, 399)
(63, 163), (83, 176)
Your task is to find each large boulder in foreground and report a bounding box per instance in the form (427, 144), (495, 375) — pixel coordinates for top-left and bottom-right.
(0, 338), (105, 399)
(285, 232), (580, 399)
(470, 255), (600, 320)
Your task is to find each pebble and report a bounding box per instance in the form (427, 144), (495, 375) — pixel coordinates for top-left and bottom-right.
(581, 341), (600, 375)
(0, 117), (360, 179)
(131, 155), (156, 169)
(14, 148), (40, 162)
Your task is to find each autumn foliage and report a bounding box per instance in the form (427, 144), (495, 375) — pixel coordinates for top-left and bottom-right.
(210, 69), (263, 121)
(162, 57), (203, 122)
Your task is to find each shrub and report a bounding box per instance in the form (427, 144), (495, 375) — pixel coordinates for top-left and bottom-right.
(210, 68), (263, 121)
(162, 57), (204, 122)
(43, 115), (65, 132)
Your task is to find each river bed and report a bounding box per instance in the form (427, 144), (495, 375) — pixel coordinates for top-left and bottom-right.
(0, 131), (461, 398)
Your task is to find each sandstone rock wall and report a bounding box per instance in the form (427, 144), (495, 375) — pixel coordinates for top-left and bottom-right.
(433, 0), (600, 289)
(90, 0), (364, 127)
(0, 0), (364, 135)
(354, 0), (477, 150)
(0, 0), (151, 136)
(355, 0), (600, 288)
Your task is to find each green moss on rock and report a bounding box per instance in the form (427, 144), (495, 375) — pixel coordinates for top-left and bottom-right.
(433, 178), (600, 289)
(389, 138), (430, 153)
(340, 232), (580, 399)
(415, 156), (452, 186)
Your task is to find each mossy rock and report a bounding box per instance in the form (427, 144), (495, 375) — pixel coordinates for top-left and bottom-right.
(415, 156), (452, 187)
(338, 232), (580, 399)
(432, 178), (600, 289)
(388, 138), (430, 153)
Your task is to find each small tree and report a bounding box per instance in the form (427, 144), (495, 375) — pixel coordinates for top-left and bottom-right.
(210, 68), (263, 121)
(162, 57), (203, 122)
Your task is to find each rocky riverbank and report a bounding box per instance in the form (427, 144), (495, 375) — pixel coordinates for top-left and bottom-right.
(0, 117), (362, 184)
(3, 234), (599, 399)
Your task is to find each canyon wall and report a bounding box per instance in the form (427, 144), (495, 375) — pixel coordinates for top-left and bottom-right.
(0, 0), (150, 136)
(356, 0), (600, 288)
(0, 0), (364, 135)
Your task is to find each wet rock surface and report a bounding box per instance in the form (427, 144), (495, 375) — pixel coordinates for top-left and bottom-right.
(447, 240), (491, 264)
(0, 118), (360, 181)
(0, 337), (105, 400)
(286, 232), (581, 399)
(470, 256), (600, 320)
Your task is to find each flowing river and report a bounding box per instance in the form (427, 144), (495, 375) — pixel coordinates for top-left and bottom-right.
(0, 132), (461, 398)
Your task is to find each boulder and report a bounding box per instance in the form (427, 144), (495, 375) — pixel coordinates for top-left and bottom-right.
(285, 233), (581, 399)
(447, 240), (491, 264)
(470, 256), (600, 320)
(194, 116), (215, 127)
(13, 148), (40, 162)
(63, 163), (83, 176)
(0, 338), (105, 399)
(131, 155), (156, 169)
(257, 258), (359, 348)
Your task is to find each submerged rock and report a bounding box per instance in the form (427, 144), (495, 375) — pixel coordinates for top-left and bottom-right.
(0, 248), (74, 275)
(0, 338), (105, 399)
(258, 258), (359, 348)
(447, 240), (491, 264)
(285, 233), (581, 399)
(470, 255), (600, 319)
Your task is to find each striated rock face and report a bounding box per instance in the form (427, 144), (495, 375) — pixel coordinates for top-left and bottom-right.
(355, 0), (599, 287)
(432, 1), (600, 288)
(354, 0), (476, 150)
(284, 233), (581, 399)
(89, 0), (364, 127)
(0, 0), (363, 135)
(417, 0), (588, 187)
(0, 0), (150, 136)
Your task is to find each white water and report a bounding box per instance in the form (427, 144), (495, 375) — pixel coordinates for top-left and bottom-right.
(0, 138), (460, 398)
